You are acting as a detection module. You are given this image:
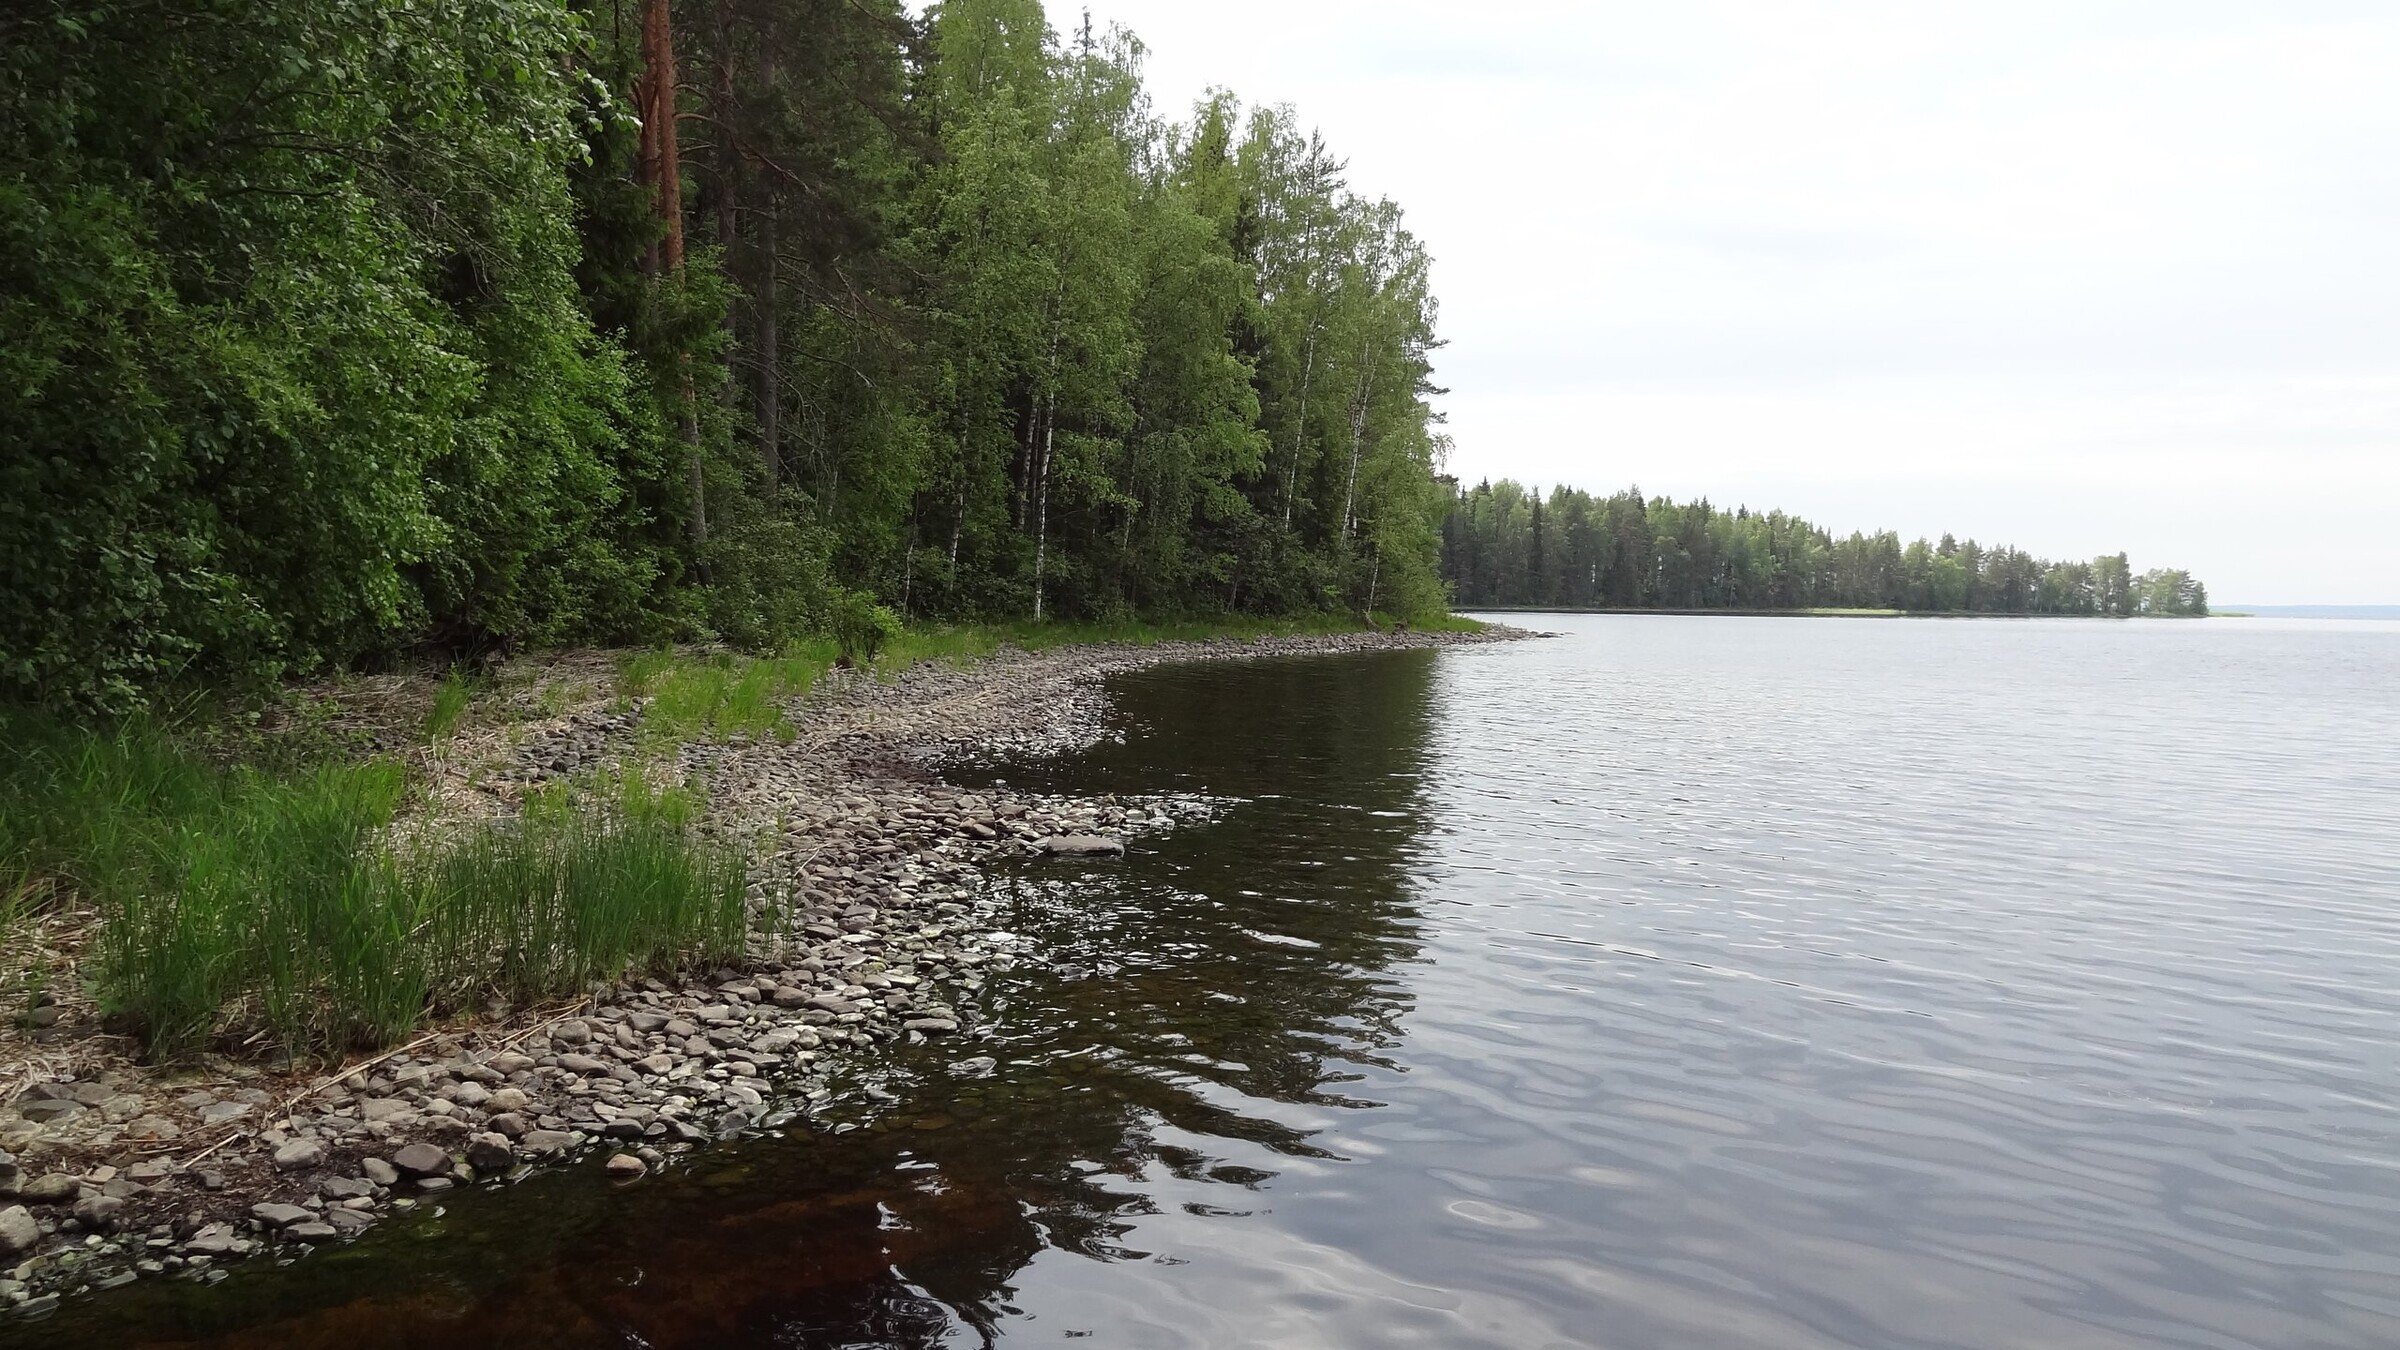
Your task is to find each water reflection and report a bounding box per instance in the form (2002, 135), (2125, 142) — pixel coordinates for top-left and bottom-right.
(10, 650), (1443, 1349)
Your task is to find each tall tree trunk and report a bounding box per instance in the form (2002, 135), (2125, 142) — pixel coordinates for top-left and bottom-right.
(753, 34), (779, 498)
(1031, 395), (1054, 622)
(1339, 357), (1375, 541)
(638, 0), (702, 548)
(1280, 327), (1316, 530)
(639, 0), (685, 274)
(757, 204), (779, 496)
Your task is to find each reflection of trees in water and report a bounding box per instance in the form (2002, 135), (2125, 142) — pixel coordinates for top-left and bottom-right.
(14, 653), (1440, 1350)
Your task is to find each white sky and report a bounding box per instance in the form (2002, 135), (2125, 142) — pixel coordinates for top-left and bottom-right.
(1023, 1), (2400, 602)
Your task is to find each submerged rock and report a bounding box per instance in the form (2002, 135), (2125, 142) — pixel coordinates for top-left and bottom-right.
(1036, 834), (1126, 857)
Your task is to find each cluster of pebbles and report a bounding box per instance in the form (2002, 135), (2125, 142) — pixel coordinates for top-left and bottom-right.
(0, 623), (1521, 1315)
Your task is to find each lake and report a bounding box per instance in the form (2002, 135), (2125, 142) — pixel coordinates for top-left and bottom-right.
(17, 614), (2400, 1348)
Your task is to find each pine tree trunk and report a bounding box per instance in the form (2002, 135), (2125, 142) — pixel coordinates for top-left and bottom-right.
(639, 0), (701, 549)
(757, 205), (779, 495)
(639, 0), (685, 273)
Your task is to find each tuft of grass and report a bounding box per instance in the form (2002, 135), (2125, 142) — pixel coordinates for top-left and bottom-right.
(425, 667), (472, 742)
(617, 645), (835, 746)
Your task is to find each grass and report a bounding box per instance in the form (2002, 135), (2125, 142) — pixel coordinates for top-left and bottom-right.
(617, 643), (838, 745)
(425, 667), (472, 741)
(0, 710), (748, 1062)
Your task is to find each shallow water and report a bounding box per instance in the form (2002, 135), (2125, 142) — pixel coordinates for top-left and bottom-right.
(15, 615), (2400, 1348)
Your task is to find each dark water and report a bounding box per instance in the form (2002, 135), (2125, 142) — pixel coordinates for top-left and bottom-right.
(16, 615), (2400, 1348)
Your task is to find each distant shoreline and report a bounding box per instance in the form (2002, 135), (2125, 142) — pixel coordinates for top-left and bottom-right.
(1460, 606), (2206, 619)
(2215, 605), (2400, 620)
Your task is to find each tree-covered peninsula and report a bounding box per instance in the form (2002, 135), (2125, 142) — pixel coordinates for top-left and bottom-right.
(1442, 480), (2210, 616)
(1, 0), (1451, 711)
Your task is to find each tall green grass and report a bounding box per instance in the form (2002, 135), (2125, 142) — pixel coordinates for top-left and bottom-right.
(0, 710), (748, 1061)
(618, 644), (836, 745)
(425, 667), (473, 741)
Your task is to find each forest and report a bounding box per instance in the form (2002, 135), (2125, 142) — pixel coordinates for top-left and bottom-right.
(0, 0), (1452, 711)
(1442, 480), (2211, 617)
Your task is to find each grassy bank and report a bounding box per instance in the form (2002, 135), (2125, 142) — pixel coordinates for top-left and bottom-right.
(606, 611), (1481, 747)
(1, 611), (1475, 1062)
(0, 713), (744, 1062)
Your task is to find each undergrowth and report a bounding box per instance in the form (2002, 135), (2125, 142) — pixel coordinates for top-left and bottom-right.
(0, 711), (747, 1061)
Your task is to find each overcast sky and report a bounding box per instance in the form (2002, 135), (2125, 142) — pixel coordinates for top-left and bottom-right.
(1025, 0), (2400, 603)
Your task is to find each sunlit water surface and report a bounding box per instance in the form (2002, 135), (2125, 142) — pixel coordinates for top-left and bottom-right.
(14, 615), (2400, 1349)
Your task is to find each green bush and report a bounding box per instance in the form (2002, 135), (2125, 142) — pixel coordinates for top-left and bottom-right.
(829, 590), (902, 669)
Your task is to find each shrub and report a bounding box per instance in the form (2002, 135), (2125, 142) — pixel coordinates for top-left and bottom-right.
(829, 590), (901, 669)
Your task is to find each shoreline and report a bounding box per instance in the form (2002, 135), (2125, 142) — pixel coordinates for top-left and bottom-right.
(0, 622), (1533, 1317)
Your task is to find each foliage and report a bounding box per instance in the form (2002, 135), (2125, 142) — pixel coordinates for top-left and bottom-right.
(1, 0), (1459, 712)
(829, 591), (903, 669)
(1442, 481), (2209, 617)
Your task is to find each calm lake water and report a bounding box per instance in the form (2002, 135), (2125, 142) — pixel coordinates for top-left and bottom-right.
(17, 615), (2400, 1348)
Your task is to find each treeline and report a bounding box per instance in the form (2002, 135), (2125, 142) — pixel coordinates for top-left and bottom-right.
(1443, 480), (2209, 616)
(1, 0), (1448, 710)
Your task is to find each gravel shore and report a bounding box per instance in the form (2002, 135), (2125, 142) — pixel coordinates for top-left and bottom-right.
(0, 623), (1529, 1315)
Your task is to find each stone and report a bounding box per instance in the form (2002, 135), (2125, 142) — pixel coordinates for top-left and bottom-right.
(557, 1053), (610, 1076)
(389, 1143), (451, 1179)
(359, 1157), (399, 1186)
(199, 1101), (252, 1126)
(603, 1153), (646, 1179)
(272, 1139), (326, 1171)
(520, 1129), (574, 1157)
(0, 1207), (36, 1257)
(70, 1195), (123, 1230)
(904, 1018), (960, 1034)
(321, 1176), (375, 1200)
(182, 1224), (239, 1256)
(464, 1133), (513, 1173)
(17, 1100), (79, 1125)
(250, 1203), (313, 1229)
(285, 1221), (339, 1243)
(322, 1208), (375, 1234)
(445, 1082), (491, 1110)
(20, 1174), (76, 1205)
(485, 1088), (529, 1113)
(1037, 834), (1126, 857)
(125, 1115), (181, 1142)
(487, 1112), (532, 1139)
(550, 1020), (593, 1046)
(358, 1098), (411, 1123)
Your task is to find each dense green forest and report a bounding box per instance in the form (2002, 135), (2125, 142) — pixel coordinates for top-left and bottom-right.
(1442, 480), (2210, 617)
(0, 0), (1451, 710)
